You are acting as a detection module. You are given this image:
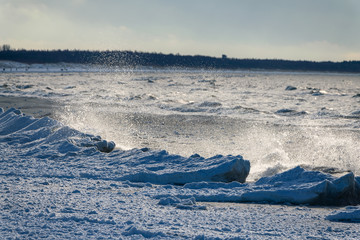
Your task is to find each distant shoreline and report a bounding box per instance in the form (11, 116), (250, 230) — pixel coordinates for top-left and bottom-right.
(1, 61), (359, 76)
(1, 49), (359, 73)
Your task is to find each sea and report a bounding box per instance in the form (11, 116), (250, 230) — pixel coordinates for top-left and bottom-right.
(1, 63), (359, 180)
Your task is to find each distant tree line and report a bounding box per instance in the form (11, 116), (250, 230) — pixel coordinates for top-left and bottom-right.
(0, 46), (359, 73)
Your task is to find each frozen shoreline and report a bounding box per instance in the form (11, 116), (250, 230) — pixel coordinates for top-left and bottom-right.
(1, 107), (360, 239)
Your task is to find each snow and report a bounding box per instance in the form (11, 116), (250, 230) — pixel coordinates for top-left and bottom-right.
(2, 108), (360, 238)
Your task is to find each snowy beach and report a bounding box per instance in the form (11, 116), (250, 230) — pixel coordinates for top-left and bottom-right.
(1, 63), (360, 239)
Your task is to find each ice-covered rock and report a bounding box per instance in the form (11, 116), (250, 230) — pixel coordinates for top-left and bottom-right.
(285, 86), (297, 91)
(95, 140), (116, 153)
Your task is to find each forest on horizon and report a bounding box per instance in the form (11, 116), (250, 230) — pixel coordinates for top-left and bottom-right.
(0, 45), (359, 73)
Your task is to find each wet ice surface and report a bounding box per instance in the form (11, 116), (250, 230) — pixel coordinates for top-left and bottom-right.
(1, 63), (360, 239)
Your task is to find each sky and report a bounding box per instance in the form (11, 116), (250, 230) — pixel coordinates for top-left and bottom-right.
(1, 0), (360, 61)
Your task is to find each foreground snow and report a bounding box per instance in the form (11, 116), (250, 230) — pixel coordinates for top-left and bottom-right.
(1, 108), (360, 239)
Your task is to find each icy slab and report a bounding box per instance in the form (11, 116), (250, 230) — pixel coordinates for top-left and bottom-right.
(0, 108), (250, 184)
(326, 207), (360, 222)
(120, 152), (250, 184)
(243, 167), (360, 206)
(151, 167), (360, 206)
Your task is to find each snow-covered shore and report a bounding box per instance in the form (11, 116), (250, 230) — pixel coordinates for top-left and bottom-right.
(1, 108), (360, 239)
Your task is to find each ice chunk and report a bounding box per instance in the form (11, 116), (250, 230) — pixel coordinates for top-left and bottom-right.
(120, 154), (250, 184)
(326, 207), (360, 222)
(95, 140), (116, 153)
(244, 168), (360, 205)
(285, 86), (297, 91)
(122, 226), (167, 238)
(352, 110), (360, 115)
(153, 167), (360, 206)
(275, 109), (307, 116)
(158, 196), (206, 210)
(0, 108), (116, 153)
(199, 101), (222, 107)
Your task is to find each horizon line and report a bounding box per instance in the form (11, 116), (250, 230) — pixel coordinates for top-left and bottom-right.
(1, 47), (359, 63)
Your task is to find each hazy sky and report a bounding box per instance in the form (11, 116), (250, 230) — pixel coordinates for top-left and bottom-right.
(1, 0), (360, 61)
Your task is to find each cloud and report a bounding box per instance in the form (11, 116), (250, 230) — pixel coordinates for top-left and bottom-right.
(344, 52), (360, 61)
(1, 0), (359, 61)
